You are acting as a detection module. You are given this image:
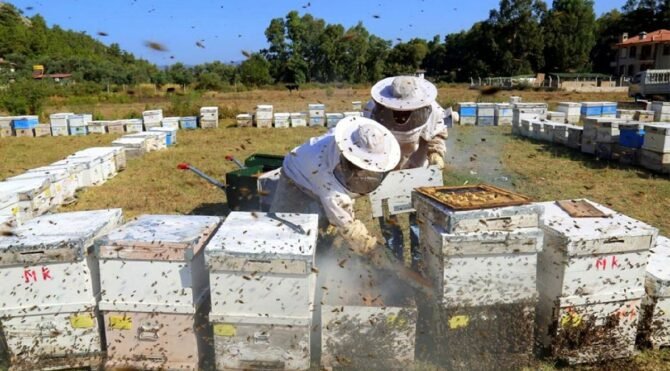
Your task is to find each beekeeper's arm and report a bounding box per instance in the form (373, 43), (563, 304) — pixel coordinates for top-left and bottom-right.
(320, 192), (378, 255)
(425, 102), (449, 169)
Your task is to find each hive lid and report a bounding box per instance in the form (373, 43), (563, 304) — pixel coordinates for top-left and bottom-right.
(644, 123), (670, 135)
(540, 199), (658, 242)
(415, 184), (530, 211)
(101, 215), (221, 248)
(647, 236), (670, 284)
(72, 147), (122, 157)
(0, 209), (123, 255)
(7, 170), (68, 183)
(558, 102), (582, 107)
(205, 212), (318, 259)
(0, 178), (51, 200)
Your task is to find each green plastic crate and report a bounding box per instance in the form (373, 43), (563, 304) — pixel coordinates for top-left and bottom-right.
(243, 153), (285, 172)
(225, 165), (264, 211)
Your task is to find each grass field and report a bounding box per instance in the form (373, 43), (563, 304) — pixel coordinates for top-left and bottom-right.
(1, 86), (669, 370)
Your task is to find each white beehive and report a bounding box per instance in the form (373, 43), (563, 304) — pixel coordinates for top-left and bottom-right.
(536, 200), (657, 363)
(46, 161), (91, 190)
(69, 147), (119, 181)
(369, 166), (443, 218)
(652, 101), (670, 121)
(553, 123), (569, 144)
(520, 119), (532, 137)
(161, 116), (180, 130)
(0, 178), (52, 223)
(255, 104), (273, 120)
(595, 119), (624, 144)
(0, 117), (12, 137)
(513, 103), (547, 126)
(458, 102), (477, 125)
(7, 167), (77, 208)
(476, 103), (495, 126)
(200, 106), (219, 121)
(67, 114), (88, 136)
(87, 120), (109, 134)
(56, 156), (106, 186)
(205, 212), (318, 370)
(557, 102), (581, 124)
(326, 112), (344, 128)
(0, 192), (20, 220)
(123, 118), (144, 133)
(636, 110), (655, 122)
(0, 210), (123, 369)
(343, 111), (363, 118)
(617, 109), (636, 120)
(142, 109), (164, 124)
(530, 121), (544, 140)
(125, 131), (168, 151)
(290, 112), (307, 127)
(308, 103), (326, 126)
(352, 101), (362, 111)
(205, 212), (318, 319)
(50, 113), (73, 136)
(236, 113), (253, 127)
(641, 236), (670, 349)
(547, 111), (566, 123)
(274, 112), (290, 128)
(494, 103), (513, 126)
(566, 125), (583, 149)
(111, 136), (149, 158)
(27, 165), (82, 194)
(642, 123), (670, 153)
(106, 121), (126, 134)
(97, 215), (221, 370)
(149, 126), (178, 146)
(541, 121), (561, 142)
(639, 149), (670, 173)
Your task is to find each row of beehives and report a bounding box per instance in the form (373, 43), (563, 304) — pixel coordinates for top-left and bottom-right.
(0, 131), (174, 227)
(512, 115), (670, 174)
(0, 107), (218, 138)
(457, 100), (670, 127)
(412, 192), (669, 368)
(235, 101), (363, 128)
(0, 210), (395, 370)
(1, 198), (669, 370)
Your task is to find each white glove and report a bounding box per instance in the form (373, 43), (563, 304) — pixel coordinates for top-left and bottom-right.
(428, 152), (445, 169)
(337, 220), (378, 255)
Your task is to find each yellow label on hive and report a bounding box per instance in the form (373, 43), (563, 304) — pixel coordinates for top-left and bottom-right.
(11, 206), (18, 216)
(70, 313), (95, 328)
(109, 315), (133, 330)
(448, 315), (469, 329)
(560, 312), (582, 328)
(213, 324), (236, 337)
(386, 314), (407, 328)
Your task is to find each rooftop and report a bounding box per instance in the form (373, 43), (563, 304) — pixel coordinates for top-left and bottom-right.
(616, 29), (670, 47)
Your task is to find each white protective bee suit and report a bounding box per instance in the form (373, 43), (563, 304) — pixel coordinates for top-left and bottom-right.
(364, 76), (448, 170)
(270, 116), (401, 255)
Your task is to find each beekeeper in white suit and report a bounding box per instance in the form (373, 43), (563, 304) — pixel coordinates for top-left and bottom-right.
(270, 116), (401, 256)
(364, 75), (448, 169)
(364, 75), (449, 263)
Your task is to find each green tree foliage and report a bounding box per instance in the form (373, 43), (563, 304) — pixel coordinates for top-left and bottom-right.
(0, 78), (52, 114)
(542, 0), (596, 72)
(238, 53), (273, 86)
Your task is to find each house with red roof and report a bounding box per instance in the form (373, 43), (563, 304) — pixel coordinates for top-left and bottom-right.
(614, 29), (670, 77)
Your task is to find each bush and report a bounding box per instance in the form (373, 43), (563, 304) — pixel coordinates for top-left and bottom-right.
(0, 79), (52, 115)
(167, 93), (200, 117)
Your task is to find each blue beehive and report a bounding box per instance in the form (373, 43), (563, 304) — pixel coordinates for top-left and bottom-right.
(459, 102), (477, 117)
(179, 116), (198, 130)
(581, 102), (603, 117)
(602, 102), (618, 116)
(619, 123), (645, 148)
(11, 117), (39, 130)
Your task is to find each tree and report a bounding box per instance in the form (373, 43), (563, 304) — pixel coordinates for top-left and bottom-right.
(167, 63), (194, 86)
(542, 0), (596, 72)
(238, 53), (273, 86)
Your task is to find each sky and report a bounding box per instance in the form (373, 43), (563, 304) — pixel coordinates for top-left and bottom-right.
(5, 0), (628, 66)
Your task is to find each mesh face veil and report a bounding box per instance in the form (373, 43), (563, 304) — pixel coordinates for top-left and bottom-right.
(333, 155), (387, 195)
(371, 103), (432, 133)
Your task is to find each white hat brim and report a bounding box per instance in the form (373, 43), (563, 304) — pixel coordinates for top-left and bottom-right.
(334, 116), (401, 173)
(371, 76), (437, 111)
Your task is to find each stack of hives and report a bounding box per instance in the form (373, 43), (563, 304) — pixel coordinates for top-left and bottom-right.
(0, 210), (123, 370)
(651, 101), (670, 122)
(204, 212), (318, 370)
(581, 117), (626, 158)
(308, 103), (326, 126)
(476, 103), (495, 126)
(513, 102), (548, 126)
(458, 102), (477, 125)
(200, 106), (219, 128)
(639, 123), (670, 174)
(412, 185), (544, 370)
(142, 109), (163, 130)
(613, 122), (645, 164)
(96, 215), (221, 369)
(557, 102), (582, 124)
(535, 199), (658, 364)
(254, 104), (273, 128)
(11, 116), (39, 137)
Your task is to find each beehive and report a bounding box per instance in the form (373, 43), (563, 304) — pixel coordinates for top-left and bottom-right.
(142, 109), (164, 129)
(200, 106), (219, 128)
(179, 116), (198, 130)
(0, 117), (12, 137)
(530, 120), (544, 140)
(123, 118), (144, 133)
(642, 123), (670, 153)
(111, 137), (149, 158)
(520, 119), (532, 137)
(458, 102), (477, 125)
(255, 105), (273, 128)
(14, 128), (34, 137)
(494, 103), (513, 126)
(635, 110), (655, 122)
(86, 121), (108, 134)
(236, 113), (253, 127)
(49, 113), (72, 136)
(581, 102), (603, 118)
(34, 124), (51, 137)
(476, 103), (495, 126)
(149, 126), (178, 146)
(161, 116), (180, 130)
(619, 122), (645, 149)
(107, 121), (125, 134)
(651, 101), (670, 122)
(639, 148), (670, 173)
(541, 121), (561, 142)
(125, 131), (168, 152)
(205, 212), (318, 370)
(557, 102), (581, 124)
(351, 101), (362, 111)
(617, 109), (636, 121)
(343, 111), (362, 118)
(46, 161), (92, 190)
(0, 178), (53, 222)
(602, 102), (618, 117)
(290, 112), (307, 127)
(0, 192), (19, 221)
(308, 103), (325, 126)
(566, 125), (583, 149)
(513, 103), (547, 126)
(326, 113), (344, 128)
(97, 215), (221, 370)
(639, 236), (670, 349)
(58, 154), (107, 186)
(547, 111), (566, 123)
(70, 147), (125, 177)
(553, 123), (570, 144)
(7, 167), (77, 208)
(0, 210), (123, 370)
(274, 112), (290, 128)
(536, 200), (657, 363)
(67, 115), (88, 136)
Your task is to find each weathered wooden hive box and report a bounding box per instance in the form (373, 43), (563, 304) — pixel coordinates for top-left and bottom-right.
(0, 210), (123, 370)
(205, 212), (318, 371)
(536, 199), (657, 364)
(96, 215), (221, 370)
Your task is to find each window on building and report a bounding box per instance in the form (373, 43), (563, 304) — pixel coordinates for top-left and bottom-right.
(628, 65), (635, 76)
(620, 48), (627, 58)
(664, 44), (670, 56)
(641, 45), (652, 60)
(629, 46), (637, 58)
